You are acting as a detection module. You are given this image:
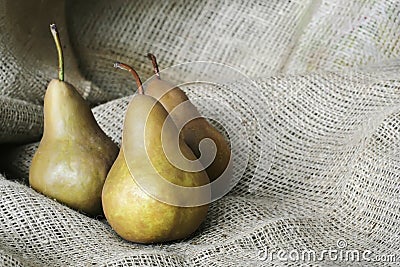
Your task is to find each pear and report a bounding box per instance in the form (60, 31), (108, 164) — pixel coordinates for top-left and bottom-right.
(145, 54), (231, 182)
(102, 62), (210, 243)
(29, 24), (118, 216)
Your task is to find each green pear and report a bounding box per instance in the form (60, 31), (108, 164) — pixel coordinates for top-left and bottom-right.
(102, 63), (210, 243)
(145, 54), (231, 182)
(29, 24), (118, 216)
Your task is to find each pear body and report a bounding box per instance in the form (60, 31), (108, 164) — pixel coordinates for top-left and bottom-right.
(102, 94), (210, 243)
(146, 79), (231, 182)
(29, 79), (118, 216)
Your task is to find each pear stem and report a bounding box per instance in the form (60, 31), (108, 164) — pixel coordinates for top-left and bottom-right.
(114, 62), (144, 94)
(147, 53), (160, 79)
(50, 24), (64, 82)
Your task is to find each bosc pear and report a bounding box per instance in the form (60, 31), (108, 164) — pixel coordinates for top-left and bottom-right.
(29, 24), (118, 216)
(145, 54), (231, 182)
(102, 62), (210, 243)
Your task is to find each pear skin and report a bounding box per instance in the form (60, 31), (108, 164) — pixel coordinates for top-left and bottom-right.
(102, 94), (210, 243)
(29, 79), (118, 216)
(146, 78), (231, 182)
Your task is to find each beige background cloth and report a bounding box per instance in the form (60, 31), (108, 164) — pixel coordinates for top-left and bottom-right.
(1, 0), (400, 266)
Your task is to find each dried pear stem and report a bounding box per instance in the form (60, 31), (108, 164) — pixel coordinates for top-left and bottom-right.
(147, 53), (160, 79)
(114, 62), (144, 95)
(50, 24), (64, 82)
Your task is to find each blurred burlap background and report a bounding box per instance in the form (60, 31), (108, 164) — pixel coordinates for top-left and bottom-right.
(1, 0), (400, 266)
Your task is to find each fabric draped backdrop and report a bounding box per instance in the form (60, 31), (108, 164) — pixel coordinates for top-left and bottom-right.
(1, 0), (400, 266)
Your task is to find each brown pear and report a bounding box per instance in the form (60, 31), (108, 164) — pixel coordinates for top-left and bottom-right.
(102, 63), (210, 243)
(145, 54), (231, 182)
(29, 24), (118, 216)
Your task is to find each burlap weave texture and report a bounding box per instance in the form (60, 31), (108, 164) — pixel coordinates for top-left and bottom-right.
(1, 0), (400, 266)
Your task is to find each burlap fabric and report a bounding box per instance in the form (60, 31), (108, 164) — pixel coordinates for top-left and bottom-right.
(1, 0), (400, 266)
